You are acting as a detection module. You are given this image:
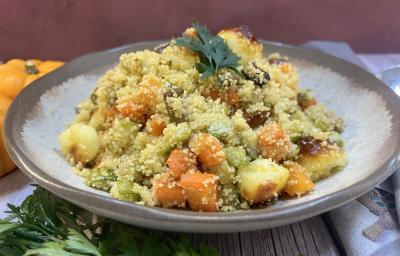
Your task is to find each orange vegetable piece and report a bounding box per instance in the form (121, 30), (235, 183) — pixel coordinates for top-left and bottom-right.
(281, 63), (291, 74)
(118, 98), (146, 122)
(282, 161), (314, 196)
(300, 97), (317, 110)
(180, 171), (219, 212)
(258, 123), (291, 162)
(226, 88), (240, 106)
(189, 133), (225, 167)
(202, 87), (239, 107)
(105, 107), (118, 119)
(153, 174), (186, 208)
(149, 117), (166, 136)
(166, 149), (197, 179)
(117, 76), (160, 122)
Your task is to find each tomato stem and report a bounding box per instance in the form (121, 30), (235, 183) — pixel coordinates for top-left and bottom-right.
(25, 60), (39, 74)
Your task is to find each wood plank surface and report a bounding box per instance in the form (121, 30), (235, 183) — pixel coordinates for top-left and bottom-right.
(0, 54), (398, 256)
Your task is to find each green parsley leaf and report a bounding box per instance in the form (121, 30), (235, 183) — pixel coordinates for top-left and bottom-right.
(0, 186), (218, 256)
(175, 21), (240, 80)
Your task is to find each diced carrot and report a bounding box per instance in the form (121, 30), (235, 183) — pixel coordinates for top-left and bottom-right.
(300, 97), (317, 110)
(282, 161), (314, 196)
(149, 117), (166, 136)
(141, 73), (161, 88)
(258, 123), (290, 162)
(202, 87), (239, 107)
(281, 63), (292, 74)
(201, 88), (221, 101)
(226, 88), (240, 107)
(105, 107), (118, 119)
(118, 98), (146, 122)
(117, 75), (160, 122)
(153, 174), (186, 208)
(166, 149), (197, 179)
(180, 171), (219, 212)
(189, 133), (225, 167)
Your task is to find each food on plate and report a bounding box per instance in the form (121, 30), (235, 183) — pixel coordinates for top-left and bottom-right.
(59, 21), (347, 212)
(0, 59), (64, 177)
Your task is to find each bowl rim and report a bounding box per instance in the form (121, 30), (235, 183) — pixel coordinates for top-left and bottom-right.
(4, 40), (400, 233)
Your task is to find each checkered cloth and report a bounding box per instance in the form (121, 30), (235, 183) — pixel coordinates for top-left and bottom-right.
(302, 41), (400, 256)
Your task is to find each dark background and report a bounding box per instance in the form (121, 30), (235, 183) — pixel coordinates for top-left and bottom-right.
(1, 0), (399, 61)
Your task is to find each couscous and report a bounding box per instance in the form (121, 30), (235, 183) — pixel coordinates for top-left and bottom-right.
(59, 22), (348, 212)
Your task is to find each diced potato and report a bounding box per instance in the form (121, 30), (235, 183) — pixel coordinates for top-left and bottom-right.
(282, 161), (314, 196)
(218, 27), (263, 65)
(237, 159), (289, 204)
(59, 123), (100, 164)
(180, 171), (219, 212)
(153, 173), (186, 208)
(224, 146), (249, 167)
(298, 141), (348, 182)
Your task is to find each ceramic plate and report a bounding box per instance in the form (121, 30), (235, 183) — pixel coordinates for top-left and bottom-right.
(4, 41), (400, 232)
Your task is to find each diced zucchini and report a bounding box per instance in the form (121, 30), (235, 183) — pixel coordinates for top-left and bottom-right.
(161, 123), (192, 154)
(305, 104), (344, 132)
(85, 167), (117, 191)
(286, 143), (300, 159)
(237, 159), (289, 204)
(208, 161), (236, 184)
(327, 131), (344, 147)
(208, 120), (234, 139)
(110, 179), (140, 202)
(224, 146), (249, 167)
(219, 184), (241, 211)
(103, 119), (139, 155)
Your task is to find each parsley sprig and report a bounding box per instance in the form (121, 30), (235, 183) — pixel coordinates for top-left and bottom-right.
(0, 185), (218, 256)
(175, 21), (241, 80)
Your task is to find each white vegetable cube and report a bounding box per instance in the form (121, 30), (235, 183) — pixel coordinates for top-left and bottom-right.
(59, 123), (100, 164)
(237, 159), (289, 204)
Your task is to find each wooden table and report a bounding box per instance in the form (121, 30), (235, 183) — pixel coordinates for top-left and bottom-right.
(1, 54), (399, 256)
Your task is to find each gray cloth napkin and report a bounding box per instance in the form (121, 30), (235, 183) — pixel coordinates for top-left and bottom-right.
(302, 40), (400, 256)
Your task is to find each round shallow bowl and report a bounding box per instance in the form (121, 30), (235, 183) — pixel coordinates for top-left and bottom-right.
(4, 41), (400, 233)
